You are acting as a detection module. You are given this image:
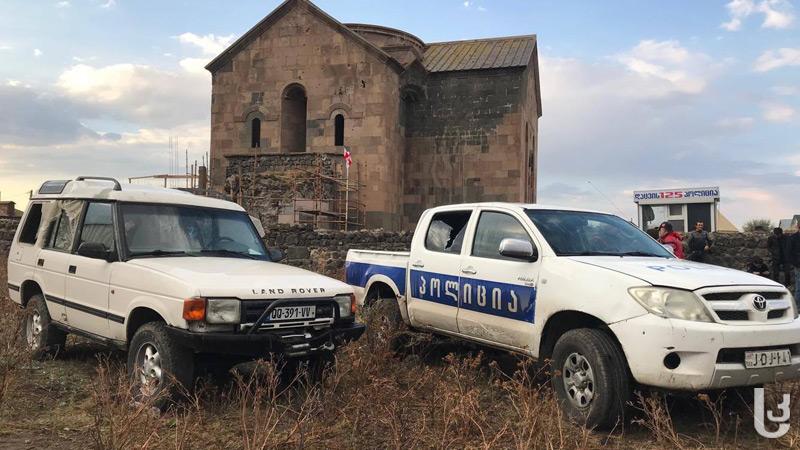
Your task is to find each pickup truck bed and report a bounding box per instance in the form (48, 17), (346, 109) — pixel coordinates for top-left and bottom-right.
(345, 250), (409, 304)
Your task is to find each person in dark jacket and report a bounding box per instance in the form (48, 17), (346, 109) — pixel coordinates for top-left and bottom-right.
(788, 231), (800, 302)
(746, 256), (770, 278)
(767, 228), (790, 285)
(686, 221), (712, 262)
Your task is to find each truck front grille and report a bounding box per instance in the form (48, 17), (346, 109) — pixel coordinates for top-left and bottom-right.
(695, 287), (794, 325)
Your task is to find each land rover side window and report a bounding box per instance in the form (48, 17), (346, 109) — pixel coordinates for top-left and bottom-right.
(78, 202), (116, 252)
(18, 203), (43, 244)
(472, 211), (534, 261)
(425, 210), (471, 254)
(44, 200), (82, 252)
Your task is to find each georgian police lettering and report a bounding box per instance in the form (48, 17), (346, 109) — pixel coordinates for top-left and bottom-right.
(418, 273), (519, 313)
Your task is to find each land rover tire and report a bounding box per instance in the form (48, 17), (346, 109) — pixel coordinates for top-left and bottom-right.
(551, 328), (631, 430)
(283, 352), (335, 383)
(22, 294), (67, 358)
(127, 322), (194, 409)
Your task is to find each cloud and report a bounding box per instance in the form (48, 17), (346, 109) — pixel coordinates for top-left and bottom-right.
(0, 85), (100, 146)
(761, 102), (797, 122)
(721, 0), (794, 30)
(716, 116), (755, 130)
(615, 40), (713, 95)
(100, 0), (115, 8)
(772, 85), (800, 95)
(56, 1), (70, 7)
(176, 32), (236, 56)
(55, 62), (210, 127)
(754, 47), (800, 71)
(178, 57), (209, 75)
(33, 48), (42, 57)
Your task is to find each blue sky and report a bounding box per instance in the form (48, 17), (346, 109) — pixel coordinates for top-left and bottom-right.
(0, 0), (798, 227)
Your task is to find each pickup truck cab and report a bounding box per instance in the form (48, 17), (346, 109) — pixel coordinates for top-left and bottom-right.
(7, 177), (363, 404)
(346, 202), (800, 428)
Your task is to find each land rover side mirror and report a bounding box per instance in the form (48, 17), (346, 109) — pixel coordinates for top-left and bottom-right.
(267, 247), (285, 262)
(77, 242), (112, 261)
(499, 238), (537, 262)
(250, 215), (266, 238)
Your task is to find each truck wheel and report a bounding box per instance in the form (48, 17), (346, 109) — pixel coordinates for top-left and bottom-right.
(22, 295), (66, 358)
(373, 298), (403, 332)
(551, 328), (630, 430)
(127, 322), (194, 409)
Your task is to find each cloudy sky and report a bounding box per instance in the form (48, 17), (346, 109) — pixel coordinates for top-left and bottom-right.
(0, 0), (798, 227)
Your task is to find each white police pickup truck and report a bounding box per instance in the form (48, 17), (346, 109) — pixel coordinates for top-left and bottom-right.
(7, 177), (363, 404)
(346, 202), (800, 428)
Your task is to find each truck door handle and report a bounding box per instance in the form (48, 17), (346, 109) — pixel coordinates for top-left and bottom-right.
(411, 260), (425, 268)
(68, 265), (77, 274)
(461, 267), (477, 275)
(37, 259), (44, 267)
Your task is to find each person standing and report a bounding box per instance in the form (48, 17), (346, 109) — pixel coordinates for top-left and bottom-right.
(658, 222), (684, 259)
(788, 230), (800, 302)
(687, 221), (712, 263)
(767, 227), (790, 285)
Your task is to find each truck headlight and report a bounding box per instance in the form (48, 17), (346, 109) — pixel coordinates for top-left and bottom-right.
(206, 299), (241, 324)
(628, 287), (714, 322)
(334, 294), (356, 319)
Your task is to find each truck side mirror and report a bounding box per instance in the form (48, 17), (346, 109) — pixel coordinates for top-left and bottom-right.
(77, 242), (112, 261)
(267, 247), (285, 262)
(499, 238), (538, 262)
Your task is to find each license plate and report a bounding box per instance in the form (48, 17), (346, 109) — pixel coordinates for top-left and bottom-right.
(266, 305), (316, 322)
(744, 349), (792, 369)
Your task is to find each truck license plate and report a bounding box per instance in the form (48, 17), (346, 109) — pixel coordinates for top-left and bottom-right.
(744, 349), (791, 369)
(267, 305), (316, 322)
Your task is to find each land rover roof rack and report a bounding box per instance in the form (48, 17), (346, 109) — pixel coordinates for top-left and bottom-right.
(75, 176), (122, 191)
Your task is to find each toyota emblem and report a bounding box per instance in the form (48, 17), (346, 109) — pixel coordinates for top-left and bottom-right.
(753, 295), (767, 311)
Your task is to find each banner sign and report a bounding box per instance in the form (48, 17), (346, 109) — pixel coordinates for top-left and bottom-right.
(634, 187), (720, 205)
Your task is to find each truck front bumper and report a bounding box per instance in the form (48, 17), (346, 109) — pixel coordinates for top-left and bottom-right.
(610, 314), (800, 391)
(166, 322), (365, 358)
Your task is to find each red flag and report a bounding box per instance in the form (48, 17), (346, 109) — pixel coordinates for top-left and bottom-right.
(343, 147), (352, 168)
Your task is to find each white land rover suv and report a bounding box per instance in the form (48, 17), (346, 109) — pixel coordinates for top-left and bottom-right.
(6, 177), (363, 403)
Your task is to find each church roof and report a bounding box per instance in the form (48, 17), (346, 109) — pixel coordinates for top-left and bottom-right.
(423, 35), (537, 72)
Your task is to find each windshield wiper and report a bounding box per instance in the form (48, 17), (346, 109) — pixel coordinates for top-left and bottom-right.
(560, 251), (622, 256)
(196, 249), (259, 260)
(129, 250), (195, 259)
(619, 251), (669, 258)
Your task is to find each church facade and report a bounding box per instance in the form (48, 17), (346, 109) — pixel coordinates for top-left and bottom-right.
(207, 0), (541, 230)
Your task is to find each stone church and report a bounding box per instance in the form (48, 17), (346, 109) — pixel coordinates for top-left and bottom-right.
(207, 0), (541, 230)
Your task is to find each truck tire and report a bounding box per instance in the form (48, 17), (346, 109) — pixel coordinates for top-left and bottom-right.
(551, 328), (630, 430)
(22, 294), (67, 358)
(127, 322), (194, 409)
(373, 297), (404, 333)
(283, 352), (335, 383)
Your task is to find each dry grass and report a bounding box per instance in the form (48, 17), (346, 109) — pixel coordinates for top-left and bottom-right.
(1, 256), (800, 449)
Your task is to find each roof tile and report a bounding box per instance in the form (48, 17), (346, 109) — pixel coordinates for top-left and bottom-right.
(423, 36), (535, 72)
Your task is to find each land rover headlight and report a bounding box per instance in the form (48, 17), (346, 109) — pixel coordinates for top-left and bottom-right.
(334, 294), (356, 319)
(628, 287), (714, 322)
(206, 299), (241, 324)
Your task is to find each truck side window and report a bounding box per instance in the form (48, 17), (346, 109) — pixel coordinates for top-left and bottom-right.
(472, 211), (534, 261)
(44, 201), (83, 252)
(78, 203), (116, 252)
(425, 211), (471, 254)
(18, 203), (43, 244)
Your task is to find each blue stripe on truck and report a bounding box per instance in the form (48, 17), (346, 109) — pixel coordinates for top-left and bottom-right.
(410, 270), (537, 323)
(345, 261), (406, 296)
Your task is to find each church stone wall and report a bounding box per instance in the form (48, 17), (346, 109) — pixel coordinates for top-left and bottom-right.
(401, 68), (528, 227)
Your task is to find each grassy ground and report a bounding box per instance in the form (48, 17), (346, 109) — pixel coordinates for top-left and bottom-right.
(1, 256), (799, 449)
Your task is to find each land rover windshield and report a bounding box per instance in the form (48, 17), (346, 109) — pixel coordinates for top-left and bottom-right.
(120, 203), (268, 260)
(525, 209), (673, 258)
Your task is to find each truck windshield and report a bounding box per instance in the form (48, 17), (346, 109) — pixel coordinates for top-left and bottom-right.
(525, 209), (673, 258)
(120, 203), (268, 260)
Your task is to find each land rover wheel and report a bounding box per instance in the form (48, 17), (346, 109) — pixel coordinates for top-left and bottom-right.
(127, 322), (194, 409)
(551, 328), (630, 430)
(22, 295), (66, 358)
(283, 352), (335, 383)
